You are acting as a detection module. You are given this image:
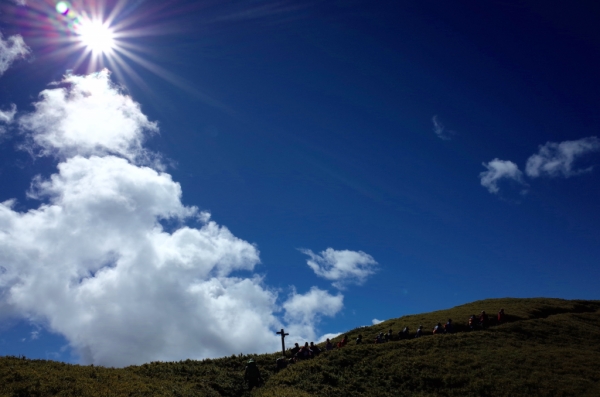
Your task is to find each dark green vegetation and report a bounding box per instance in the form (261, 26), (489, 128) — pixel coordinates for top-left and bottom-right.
(2, 298), (599, 396)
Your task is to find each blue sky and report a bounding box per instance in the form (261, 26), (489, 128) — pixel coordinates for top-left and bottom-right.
(0, 0), (599, 366)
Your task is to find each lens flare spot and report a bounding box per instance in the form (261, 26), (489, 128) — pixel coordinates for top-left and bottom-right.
(56, 1), (70, 15)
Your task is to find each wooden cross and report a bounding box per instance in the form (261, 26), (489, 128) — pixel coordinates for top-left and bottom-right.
(276, 328), (289, 357)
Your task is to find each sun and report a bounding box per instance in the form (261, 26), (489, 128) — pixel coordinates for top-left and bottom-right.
(77, 19), (115, 55)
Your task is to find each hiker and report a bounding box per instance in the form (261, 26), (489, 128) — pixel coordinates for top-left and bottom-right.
(480, 310), (489, 329)
(297, 342), (312, 360)
(356, 334), (363, 344)
(337, 335), (348, 348)
(445, 319), (454, 334)
(325, 338), (333, 351)
(432, 322), (443, 334)
(468, 315), (477, 331)
(386, 329), (393, 341)
(244, 359), (262, 390)
(399, 326), (410, 340)
(310, 341), (321, 356)
(497, 308), (505, 324)
(375, 332), (384, 343)
(415, 325), (423, 338)
(290, 343), (300, 357)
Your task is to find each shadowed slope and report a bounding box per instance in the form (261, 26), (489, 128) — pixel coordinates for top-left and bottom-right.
(1, 298), (599, 396)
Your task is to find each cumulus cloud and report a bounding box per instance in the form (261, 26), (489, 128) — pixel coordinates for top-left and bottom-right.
(372, 318), (383, 325)
(282, 287), (343, 342)
(525, 137), (600, 178)
(300, 248), (378, 289)
(0, 33), (30, 76)
(432, 115), (455, 140)
(0, 71), (339, 366)
(19, 70), (158, 164)
(0, 156), (279, 365)
(479, 158), (525, 194)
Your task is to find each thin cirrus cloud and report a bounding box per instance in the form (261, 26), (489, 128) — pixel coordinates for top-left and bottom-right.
(0, 104), (17, 136)
(300, 248), (378, 289)
(432, 115), (455, 140)
(525, 137), (600, 178)
(479, 158), (525, 194)
(0, 33), (30, 76)
(481, 137), (600, 195)
(0, 70), (345, 366)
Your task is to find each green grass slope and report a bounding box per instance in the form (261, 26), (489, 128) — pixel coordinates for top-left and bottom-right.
(1, 298), (599, 396)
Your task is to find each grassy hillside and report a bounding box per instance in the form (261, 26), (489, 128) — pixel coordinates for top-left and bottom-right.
(1, 298), (599, 396)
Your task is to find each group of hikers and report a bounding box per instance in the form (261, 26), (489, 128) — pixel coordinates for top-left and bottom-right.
(245, 308), (507, 389)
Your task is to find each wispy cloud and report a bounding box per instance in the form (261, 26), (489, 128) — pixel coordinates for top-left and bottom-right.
(479, 158), (526, 194)
(0, 104), (17, 136)
(0, 33), (30, 76)
(205, 1), (306, 26)
(525, 137), (600, 178)
(432, 115), (455, 140)
(300, 248), (378, 290)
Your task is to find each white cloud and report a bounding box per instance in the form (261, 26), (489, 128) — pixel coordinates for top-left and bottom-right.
(18, 70), (158, 164)
(300, 248), (378, 289)
(0, 104), (17, 136)
(432, 115), (455, 140)
(0, 33), (30, 76)
(479, 158), (525, 194)
(0, 71), (342, 366)
(372, 318), (383, 325)
(525, 137), (600, 178)
(282, 287), (343, 342)
(0, 104), (17, 124)
(317, 332), (341, 343)
(0, 156), (281, 366)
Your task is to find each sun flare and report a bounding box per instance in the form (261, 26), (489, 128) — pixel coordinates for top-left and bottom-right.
(78, 19), (115, 55)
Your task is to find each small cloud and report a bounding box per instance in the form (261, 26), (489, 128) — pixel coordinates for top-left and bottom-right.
(372, 318), (383, 325)
(432, 115), (455, 140)
(525, 137), (600, 178)
(282, 287), (344, 342)
(0, 104), (17, 136)
(300, 248), (378, 289)
(480, 158), (526, 194)
(197, 211), (211, 223)
(30, 330), (39, 340)
(317, 332), (341, 343)
(0, 104), (17, 124)
(283, 287), (343, 325)
(0, 33), (31, 76)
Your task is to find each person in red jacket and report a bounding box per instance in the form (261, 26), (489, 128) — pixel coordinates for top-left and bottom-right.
(497, 308), (505, 324)
(337, 335), (348, 348)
